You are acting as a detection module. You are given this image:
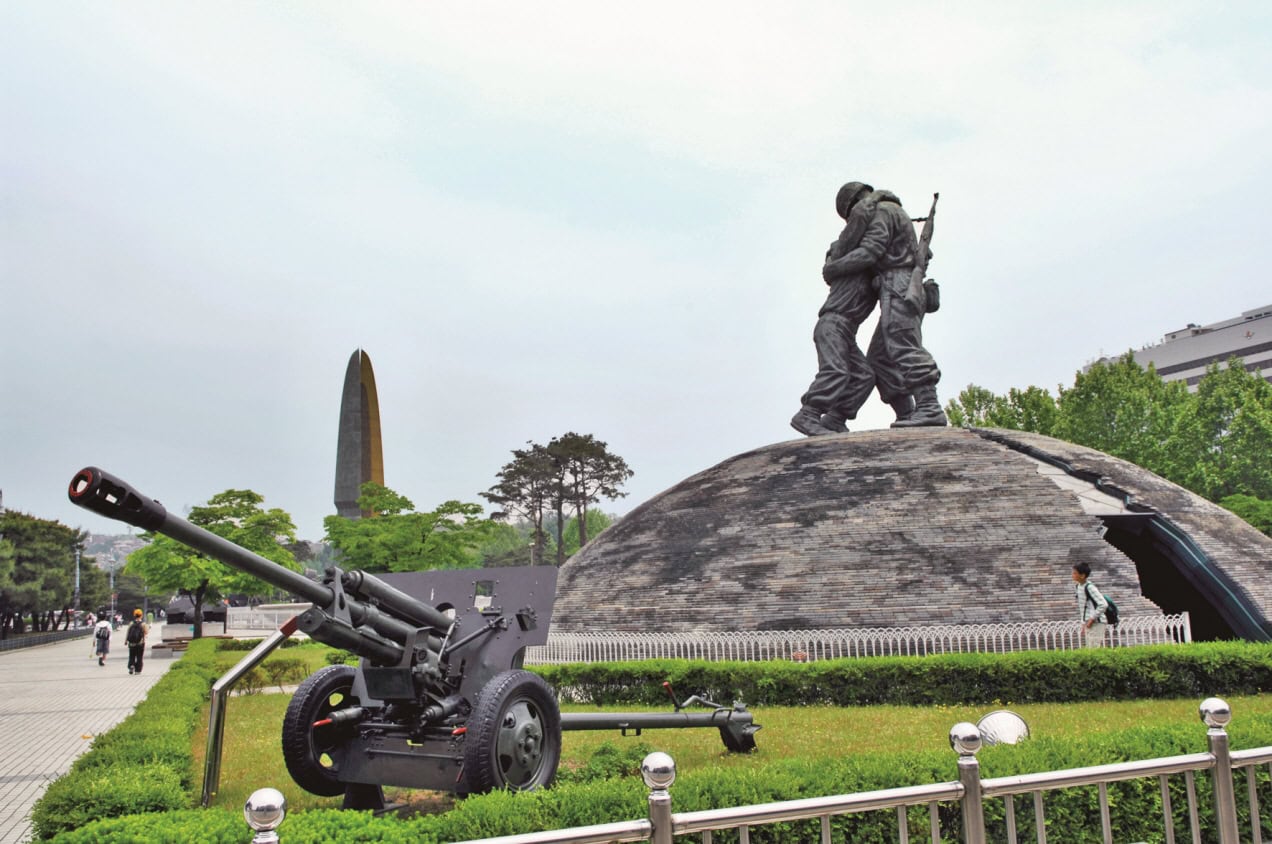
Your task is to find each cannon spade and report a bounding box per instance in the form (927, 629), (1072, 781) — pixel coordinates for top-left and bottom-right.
(69, 466), (758, 805)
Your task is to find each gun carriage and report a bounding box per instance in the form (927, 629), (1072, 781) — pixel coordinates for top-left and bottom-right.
(69, 467), (758, 804)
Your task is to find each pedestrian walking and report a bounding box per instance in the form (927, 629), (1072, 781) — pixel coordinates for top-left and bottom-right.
(1072, 562), (1109, 648)
(93, 618), (112, 665)
(125, 608), (148, 674)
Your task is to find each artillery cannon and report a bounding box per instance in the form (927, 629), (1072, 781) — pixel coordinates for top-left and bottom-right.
(69, 467), (758, 804)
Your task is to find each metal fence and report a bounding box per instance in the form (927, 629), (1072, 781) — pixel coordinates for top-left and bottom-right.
(0, 627), (93, 652)
(243, 696), (1268, 844)
(523, 614), (1192, 664)
(450, 697), (1262, 844)
(227, 605), (311, 632)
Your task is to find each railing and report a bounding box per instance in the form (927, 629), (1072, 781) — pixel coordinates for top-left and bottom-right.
(0, 627), (93, 652)
(242, 696), (1268, 843)
(223, 610), (1191, 662)
(524, 613), (1192, 664)
(227, 605), (311, 631)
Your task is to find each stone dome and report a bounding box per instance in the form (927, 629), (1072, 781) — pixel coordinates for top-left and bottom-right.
(553, 428), (1272, 641)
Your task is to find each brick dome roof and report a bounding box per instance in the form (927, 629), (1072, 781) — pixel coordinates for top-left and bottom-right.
(553, 428), (1272, 640)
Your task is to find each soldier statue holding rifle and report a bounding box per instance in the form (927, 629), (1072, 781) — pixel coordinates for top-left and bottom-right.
(791, 181), (946, 435)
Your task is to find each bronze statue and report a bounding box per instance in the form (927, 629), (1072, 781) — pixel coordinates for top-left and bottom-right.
(793, 182), (946, 435)
(790, 182), (880, 436)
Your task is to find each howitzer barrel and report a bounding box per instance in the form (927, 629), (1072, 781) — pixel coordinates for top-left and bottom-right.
(69, 462), (333, 607)
(70, 467), (449, 660)
(69, 467), (333, 606)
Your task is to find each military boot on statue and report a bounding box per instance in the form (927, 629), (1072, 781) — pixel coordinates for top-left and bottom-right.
(892, 385), (947, 427)
(791, 407), (833, 436)
(820, 412), (848, 433)
(887, 396), (915, 427)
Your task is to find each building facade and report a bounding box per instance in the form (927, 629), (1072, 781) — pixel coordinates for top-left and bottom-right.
(1106, 304), (1272, 388)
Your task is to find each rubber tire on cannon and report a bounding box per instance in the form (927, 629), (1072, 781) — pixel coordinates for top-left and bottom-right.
(463, 670), (562, 793)
(281, 665), (361, 796)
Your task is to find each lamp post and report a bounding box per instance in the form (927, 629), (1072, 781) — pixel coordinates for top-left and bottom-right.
(73, 548), (81, 614)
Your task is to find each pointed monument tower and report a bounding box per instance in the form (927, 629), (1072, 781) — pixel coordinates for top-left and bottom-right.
(334, 349), (385, 518)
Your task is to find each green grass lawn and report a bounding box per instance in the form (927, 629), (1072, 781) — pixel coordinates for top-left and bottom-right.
(194, 689), (1272, 814)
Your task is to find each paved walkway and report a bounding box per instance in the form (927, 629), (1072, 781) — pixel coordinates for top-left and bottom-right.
(0, 628), (177, 844)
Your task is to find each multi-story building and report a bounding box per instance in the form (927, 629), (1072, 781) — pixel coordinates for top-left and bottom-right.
(1098, 304), (1272, 389)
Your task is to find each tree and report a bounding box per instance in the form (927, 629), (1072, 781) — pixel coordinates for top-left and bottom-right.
(485, 434), (633, 565)
(546, 433), (632, 550)
(0, 510), (89, 634)
(1220, 494), (1272, 537)
(474, 522), (536, 568)
(125, 489), (298, 638)
(943, 356), (1272, 529)
(561, 510), (614, 558)
(482, 443), (557, 565)
(0, 538), (15, 634)
(323, 483), (498, 573)
(1167, 359), (1272, 500)
(1052, 353), (1192, 472)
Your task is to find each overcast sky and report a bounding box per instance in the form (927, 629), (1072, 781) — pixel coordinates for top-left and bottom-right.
(3, 2), (1270, 541)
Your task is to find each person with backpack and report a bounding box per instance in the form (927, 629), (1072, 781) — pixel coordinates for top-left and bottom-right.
(1072, 562), (1109, 648)
(125, 608), (148, 675)
(93, 617), (112, 665)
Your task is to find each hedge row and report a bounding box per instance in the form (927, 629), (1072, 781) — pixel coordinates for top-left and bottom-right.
(532, 641), (1272, 706)
(31, 639), (222, 840)
(39, 641), (1272, 841)
(52, 712), (1272, 842)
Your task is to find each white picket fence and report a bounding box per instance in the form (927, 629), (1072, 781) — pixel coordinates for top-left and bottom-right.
(225, 607), (1191, 663)
(522, 614), (1191, 664)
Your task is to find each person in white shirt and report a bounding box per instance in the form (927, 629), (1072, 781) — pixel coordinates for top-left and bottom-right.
(93, 618), (112, 665)
(1072, 562), (1109, 648)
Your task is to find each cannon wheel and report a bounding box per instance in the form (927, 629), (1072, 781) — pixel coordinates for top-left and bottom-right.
(463, 670), (561, 793)
(282, 665), (360, 796)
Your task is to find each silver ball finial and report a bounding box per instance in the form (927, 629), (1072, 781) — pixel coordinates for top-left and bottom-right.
(1200, 697), (1231, 729)
(244, 787), (286, 841)
(949, 722), (982, 756)
(641, 751), (676, 790)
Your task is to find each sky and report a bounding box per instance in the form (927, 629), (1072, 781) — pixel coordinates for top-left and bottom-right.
(3, 2), (1271, 542)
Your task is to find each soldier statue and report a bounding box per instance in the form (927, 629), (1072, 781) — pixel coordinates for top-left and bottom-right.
(791, 181), (946, 436)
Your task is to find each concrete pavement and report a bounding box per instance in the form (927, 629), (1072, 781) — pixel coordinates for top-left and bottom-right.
(0, 628), (176, 844)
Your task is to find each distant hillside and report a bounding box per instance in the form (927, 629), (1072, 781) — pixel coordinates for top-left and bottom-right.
(84, 533), (145, 568)
(85, 533), (332, 573)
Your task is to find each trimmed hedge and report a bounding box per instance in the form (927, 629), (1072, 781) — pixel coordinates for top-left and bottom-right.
(31, 638), (221, 840)
(39, 641), (1272, 842)
(532, 641), (1272, 706)
(52, 714), (1272, 842)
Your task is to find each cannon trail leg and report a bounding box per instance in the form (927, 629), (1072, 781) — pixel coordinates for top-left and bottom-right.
(462, 670), (561, 793)
(282, 665), (361, 796)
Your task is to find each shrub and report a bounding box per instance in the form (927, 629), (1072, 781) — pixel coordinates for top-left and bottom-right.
(38, 640), (1272, 841)
(33, 764), (188, 839)
(533, 642), (1272, 707)
(31, 637), (220, 839)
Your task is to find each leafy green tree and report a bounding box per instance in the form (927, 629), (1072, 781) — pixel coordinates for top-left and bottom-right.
(475, 522), (536, 568)
(561, 510), (614, 558)
(0, 511), (87, 633)
(485, 434), (632, 566)
(1052, 353), (1192, 473)
(0, 537), (15, 634)
(323, 483), (497, 573)
(1220, 494), (1272, 537)
(944, 356), (1272, 539)
(125, 490), (298, 638)
(946, 384), (1012, 428)
(1167, 359), (1272, 500)
(546, 433), (632, 550)
(946, 385), (1058, 433)
(482, 443), (556, 565)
